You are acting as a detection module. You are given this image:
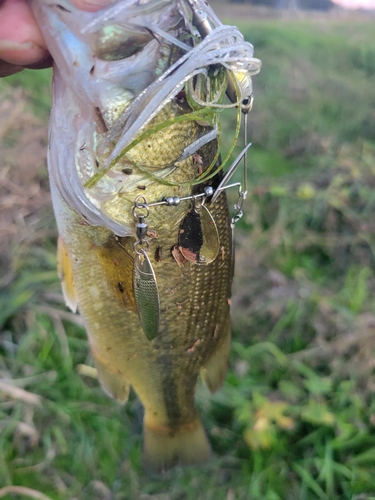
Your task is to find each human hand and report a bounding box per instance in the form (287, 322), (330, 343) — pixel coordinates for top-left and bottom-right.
(0, 0), (111, 77)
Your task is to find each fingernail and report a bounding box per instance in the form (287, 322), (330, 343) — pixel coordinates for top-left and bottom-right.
(0, 40), (34, 52)
(0, 40), (49, 66)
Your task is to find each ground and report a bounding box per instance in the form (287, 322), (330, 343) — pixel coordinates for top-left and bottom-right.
(1, 7), (375, 500)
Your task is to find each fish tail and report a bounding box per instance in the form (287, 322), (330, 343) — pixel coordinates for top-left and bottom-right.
(143, 416), (211, 472)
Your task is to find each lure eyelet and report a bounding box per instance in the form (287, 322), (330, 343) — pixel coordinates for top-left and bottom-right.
(134, 239), (150, 256)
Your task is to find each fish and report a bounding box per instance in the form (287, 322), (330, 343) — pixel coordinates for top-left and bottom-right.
(31, 0), (261, 471)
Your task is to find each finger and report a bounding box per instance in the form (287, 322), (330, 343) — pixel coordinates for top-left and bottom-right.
(0, 0), (48, 66)
(0, 0), (114, 77)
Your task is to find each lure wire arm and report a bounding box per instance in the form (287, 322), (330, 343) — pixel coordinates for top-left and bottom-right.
(211, 111), (251, 226)
(210, 141), (252, 204)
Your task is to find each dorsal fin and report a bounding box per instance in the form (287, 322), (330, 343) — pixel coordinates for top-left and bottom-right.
(200, 316), (231, 393)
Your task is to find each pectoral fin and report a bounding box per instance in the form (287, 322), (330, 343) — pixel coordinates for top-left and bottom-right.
(93, 350), (131, 404)
(57, 236), (77, 313)
(200, 318), (231, 393)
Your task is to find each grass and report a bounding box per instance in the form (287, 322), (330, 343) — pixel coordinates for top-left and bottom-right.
(1, 9), (375, 500)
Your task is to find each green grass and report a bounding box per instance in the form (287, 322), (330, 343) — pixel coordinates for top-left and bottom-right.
(1, 12), (375, 500)
(2, 69), (52, 118)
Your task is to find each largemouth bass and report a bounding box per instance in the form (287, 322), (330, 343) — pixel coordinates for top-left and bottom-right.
(31, 0), (261, 471)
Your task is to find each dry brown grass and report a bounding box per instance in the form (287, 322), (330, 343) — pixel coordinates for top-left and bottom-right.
(0, 84), (51, 272)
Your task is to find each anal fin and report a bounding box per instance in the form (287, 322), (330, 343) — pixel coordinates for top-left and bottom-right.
(57, 236), (77, 313)
(200, 319), (231, 393)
